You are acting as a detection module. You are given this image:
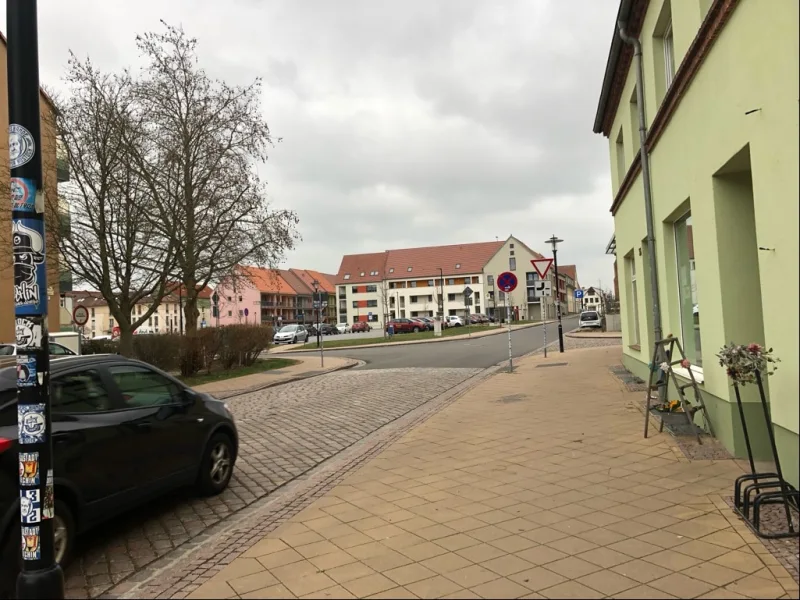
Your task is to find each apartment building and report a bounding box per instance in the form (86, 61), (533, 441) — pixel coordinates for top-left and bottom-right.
(215, 266), (337, 327)
(334, 237), (580, 329)
(593, 0), (798, 483)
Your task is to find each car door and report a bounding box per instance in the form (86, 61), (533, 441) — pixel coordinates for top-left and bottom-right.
(49, 367), (130, 509)
(297, 325), (308, 342)
(106, 364), (206, 493)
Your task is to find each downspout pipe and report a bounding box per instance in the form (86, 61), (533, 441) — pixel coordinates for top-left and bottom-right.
(617, 21), (663, 347)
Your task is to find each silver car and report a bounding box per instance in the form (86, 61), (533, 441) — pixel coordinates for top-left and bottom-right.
(273, 324), (309, 344)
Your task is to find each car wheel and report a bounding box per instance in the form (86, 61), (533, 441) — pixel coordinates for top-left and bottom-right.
(197, 432), (235, 496)
(292, 335), (297, 344)
(413, 327), (419, 333)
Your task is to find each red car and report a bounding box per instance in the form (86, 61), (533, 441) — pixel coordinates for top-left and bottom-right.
(351, 322), (372, 333)
(386, 319), (423, 334)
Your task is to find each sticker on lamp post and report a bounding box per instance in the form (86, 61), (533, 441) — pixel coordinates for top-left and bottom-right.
(12, 218), (47, 315)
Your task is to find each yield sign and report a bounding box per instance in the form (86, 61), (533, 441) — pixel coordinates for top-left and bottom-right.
(531, 258), (553, 279)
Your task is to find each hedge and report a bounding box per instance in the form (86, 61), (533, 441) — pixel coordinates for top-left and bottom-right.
(81, 324), (274, 376)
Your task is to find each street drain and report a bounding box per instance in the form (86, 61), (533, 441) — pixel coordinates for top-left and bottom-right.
(536, 362), (568, 368)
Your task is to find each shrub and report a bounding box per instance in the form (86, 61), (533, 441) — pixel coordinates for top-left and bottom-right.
(219, 325), (272, 369)
(132, 333), (182, 372)
(81, 339), (119, 355)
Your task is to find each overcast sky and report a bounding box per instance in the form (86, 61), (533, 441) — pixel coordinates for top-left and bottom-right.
(5, 0), (620, 291)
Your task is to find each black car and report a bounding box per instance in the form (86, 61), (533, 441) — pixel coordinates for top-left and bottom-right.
(0, 355), (238, 593)
(319, 324), (339, 335)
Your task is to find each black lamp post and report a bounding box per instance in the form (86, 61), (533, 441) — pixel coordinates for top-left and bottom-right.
(438, 267), (444, 321)
(312, 279), (324, 366)
(8, 0), (65, 597)
(546, 235), (565, 353)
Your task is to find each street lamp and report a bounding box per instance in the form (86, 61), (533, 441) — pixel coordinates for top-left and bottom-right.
(546, 235), (565, 353)
(312, 279), (324, 366)
(437, 267), (444, 321)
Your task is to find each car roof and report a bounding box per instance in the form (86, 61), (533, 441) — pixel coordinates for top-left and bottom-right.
(1, 353), (129, 378)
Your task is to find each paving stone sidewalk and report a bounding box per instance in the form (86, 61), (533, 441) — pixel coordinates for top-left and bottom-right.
(185, 346), (797, 599)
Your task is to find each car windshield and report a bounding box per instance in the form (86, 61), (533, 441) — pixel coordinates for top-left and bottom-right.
(279, 325), (297, 333)
(0, 344), (14, 356)
(581, 312), (598, 320)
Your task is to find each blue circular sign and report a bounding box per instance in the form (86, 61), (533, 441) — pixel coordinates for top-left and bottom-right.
(497, 271), (518, 293)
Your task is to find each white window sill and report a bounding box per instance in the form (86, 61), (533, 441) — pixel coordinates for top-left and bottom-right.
(673, 365), (704, 384)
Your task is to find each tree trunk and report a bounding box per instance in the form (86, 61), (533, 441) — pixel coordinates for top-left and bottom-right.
(118, 327), (134, 357)
(183, 297), (200, 335)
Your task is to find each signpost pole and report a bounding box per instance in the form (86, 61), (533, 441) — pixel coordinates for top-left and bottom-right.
(506, 296), (512, 372)
(8, 0), (65, 597)
(496, 272), (517, 373)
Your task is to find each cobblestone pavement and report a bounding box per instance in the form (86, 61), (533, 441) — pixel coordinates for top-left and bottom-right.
(63, 368), (480, 599)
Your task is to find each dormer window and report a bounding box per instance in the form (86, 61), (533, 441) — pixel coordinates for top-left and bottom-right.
(407, 267), (412, 272)
(360, 272), (365, 277)
(343, 274), (351, 280)
(455, 263), (461, 269)
(389, 268), (394, 273)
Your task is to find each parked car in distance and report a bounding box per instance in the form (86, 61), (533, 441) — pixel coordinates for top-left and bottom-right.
(447, 316), (465, 327)
(475, 314), (490, 323)
(336, 323), (351, 334)
(319, 324), (339, 335)
(0, 342), (78, 357)
(351, 322), (371, 333)
(386, 319), (424, 334)
(418, 317), (437, 329)
(0, 355), (238, 594)
(579, 310), (603, 329)
(273, 324), (310, 344)
(410, 318), (433, 331)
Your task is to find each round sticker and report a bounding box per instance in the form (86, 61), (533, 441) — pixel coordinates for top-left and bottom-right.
(9, 124), (36, 170)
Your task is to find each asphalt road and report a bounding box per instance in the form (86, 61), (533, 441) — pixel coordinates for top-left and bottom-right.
(321, 315), (581, 369)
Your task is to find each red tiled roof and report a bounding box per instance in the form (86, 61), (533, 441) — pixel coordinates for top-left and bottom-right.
(334, 252), (389, 284)
(559, 265), (578, 286)
(385, 241), (504, 279)
(280, 269), (314, 295)
(292, 269), (335, 294)
(166, 282), (214, 299)
(238, 266), (295, 295)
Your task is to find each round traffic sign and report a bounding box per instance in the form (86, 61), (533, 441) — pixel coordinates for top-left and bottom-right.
(112, 326), (121, 338)
(72, 305), (89, 326)
(497, 271), (518, 293)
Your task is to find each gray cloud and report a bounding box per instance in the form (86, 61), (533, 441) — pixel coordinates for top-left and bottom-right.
(7, 0), (619, 290)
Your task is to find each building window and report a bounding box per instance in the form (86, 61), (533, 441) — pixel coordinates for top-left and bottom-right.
(109, 318), (114, 328)
(664, 21), (675, 88)
(343, 274), (351, 280)
(154, 316), (159, 327)
(675, 212), (701, 366)
(352, 301), (358, 309)
(487, 275), (494, 287)
(510, 243), (514, 248)
(410, 296), (418, 303)
(91, 307), (95, 317)
(509, 250), (514, 256)
(366, 285), (377, 293)
(360, 272), (365, 277)
(427, 280), (434, 286)
(366, 300), (378, 308)
(407, 267), (412, 272)
(509, 257), (516, 271)
(238, 295), (243, 302)
(409, 281), (417, 288)
(228, 310), (232, 317)
(455, 263), (461, 269)
(447, 278), (455, 285)
(526, 272), (539, 284)
(615, 127), (626, 186)
(627, 256), (640, 346)
(389, 268), (394, 273)
(447, 293), (456, 302)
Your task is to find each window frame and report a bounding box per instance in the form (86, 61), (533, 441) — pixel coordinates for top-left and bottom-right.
(664, 21), (676, 88)
(673, 210), (703, 376)
(50, 367), (119, 414)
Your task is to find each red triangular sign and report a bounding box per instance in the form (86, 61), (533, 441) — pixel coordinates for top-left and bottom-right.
(531, 258), (553, 279)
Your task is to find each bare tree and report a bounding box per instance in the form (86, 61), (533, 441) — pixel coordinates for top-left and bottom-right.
(125, 22), (299, 334)
(54, 55), (177, 355)
(377, 278), (392, 337)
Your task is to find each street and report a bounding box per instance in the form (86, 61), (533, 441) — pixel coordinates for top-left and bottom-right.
(315, 316), (581, 370)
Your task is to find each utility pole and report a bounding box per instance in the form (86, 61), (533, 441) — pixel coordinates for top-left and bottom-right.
(546, 235), (565, 353)
(312, 280), (324, 366)
(8, 1), (65, 597)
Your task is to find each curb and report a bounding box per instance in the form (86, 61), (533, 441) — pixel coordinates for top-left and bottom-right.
(278, 321), (550, 354)
(205, 359), (363, 400)
(566, 332), (622, 340)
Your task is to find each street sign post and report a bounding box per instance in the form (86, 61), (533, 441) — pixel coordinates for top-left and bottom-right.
(71, 305), (88, 327)
(8, 1), (65, 596)
(531, 258), (553, 279)
(496, 272), (517, 372)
